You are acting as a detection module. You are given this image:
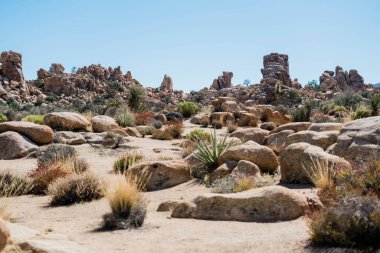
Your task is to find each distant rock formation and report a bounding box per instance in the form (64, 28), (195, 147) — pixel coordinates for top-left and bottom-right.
(319, 66), (365, 92)
(0, 51), (24, 82)
(210, 71), (233, 90)
(261, 53), (292, 87)
(160, 74), (173, 92)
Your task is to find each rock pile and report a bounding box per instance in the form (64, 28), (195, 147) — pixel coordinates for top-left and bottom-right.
(210, 71), (233, 90)
(319, 66), (366, 92)
(160, 74), (173, 92)
(261, 53), (292, 87)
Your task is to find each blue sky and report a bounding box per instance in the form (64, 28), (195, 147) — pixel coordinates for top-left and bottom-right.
(1, 0), (379, 91)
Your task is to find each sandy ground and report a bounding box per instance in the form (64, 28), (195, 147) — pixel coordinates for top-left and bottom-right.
(0, 122), (314, 253)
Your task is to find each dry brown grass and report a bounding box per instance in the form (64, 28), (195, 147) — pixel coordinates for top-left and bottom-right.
(113, 152), (143, 175)
(134, 112), (154, 125)
(0, 171), (34, 197)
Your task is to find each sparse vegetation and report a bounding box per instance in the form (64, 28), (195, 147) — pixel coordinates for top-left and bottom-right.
(21, 114), (45, 124)
(0, 171), (34, 197)
(186, 129), (211, 142)
(48, 173), (104, 206)
(177, 102), (198, 118)
(126, 85), (146, 112)
(0, 113), (7, 122)
(211, 174), (275, 193)
(350, 106), (372, 120)
(135, 111), (154, 125)
(115, 112), (134, 127)
(113, 153), (143, 175)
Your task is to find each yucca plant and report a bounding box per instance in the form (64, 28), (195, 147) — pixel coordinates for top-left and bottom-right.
(194, 129), (234, 173)
(113, 153), (143, 175)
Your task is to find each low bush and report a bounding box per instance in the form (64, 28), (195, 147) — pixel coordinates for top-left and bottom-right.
(0, 171), (34, 197)
(165, 112), (183, 123)
(292, 103), (312, 122)
(48, 173), (104, 206)
(21, 114), (44, 124)
(334, 92), (363, 110)
(186, 129), (211, 142)
(310, 196), (380, 249)
(152, 122), (183, 140)
(177, 102), (198, 118)
(113, 153), (143, 175)
(369, 93), (380, 116)
(37, 144), (77, 167)
(0, 113), (7, 122)
(115, 112), (134, 127)
(350, 107), (372, 120)
(134, 112), (154, 125)
(151, 120), (163, 129)
(136, 126), (154, 136)
(102, 176), (147, 230)
(310, 112), (331, 123)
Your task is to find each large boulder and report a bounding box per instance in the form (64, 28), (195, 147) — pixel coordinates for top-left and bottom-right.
(236, 112), (256, 127)
(171, 185), (313, 222)
(0, 131), (38, 159)
(263, 130), (294, 154)
(280, 142), (351, 184)
(221, 101), (240, 113)
(92, 115), (119, 133)
(308, 123), (342, 132)
(271, 122), (311, 134)
(126, 160), (191, 191)
(210, 72), (233, 90)
(209, 160), (237, 182)
(53, 131), (86, 145)
(0, 121), (53, 145)
(0, 218), (10, 252)
(190, 114), (209, 125)
(44, 112), (92, 132)
(209, 112), (235, 125)
(230, 128), (269, 144)
(328, 116), (380, 166)
(230, 160), (261, 177)
(285, 130), (339, 150)
(218, 141), (279, 173)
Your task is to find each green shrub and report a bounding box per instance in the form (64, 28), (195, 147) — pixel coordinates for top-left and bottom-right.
(195, 130), (235, 173)
(21, 114), (45, 124)
(292, 103), (312, 122)
(0, 171), (34, 197)
(151, 120), (163, 129)
(48, 173), (104, 206)
(113, 153), (143, 175)
(166, 112), (183, 122)
(0, 113), (7, 122)
(369, 93), (380, 116)
(334, 92), (363, 110)
(350, 107), (372, 120)
(186, 129), (211, 142)
(310, 196), (380, 249)
(177, 102), (198, 118)
(136, 125), (154, 136)
(127, 85), (146, 112)
(115, 112), (134, 127)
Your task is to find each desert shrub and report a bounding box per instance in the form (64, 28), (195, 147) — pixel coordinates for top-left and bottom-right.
(310, 112), (331, 123)
(134, 112), (154, 125)
(37, 144), (77, 167)
(211, 174), (275, 193)
(177, 102), (198, 118)
(211, 120), (223, 129)
(115, 112), (134, 127)
(151, 120), (163, 129)
(165, 112), (183, 122)
(0, 113), (7, 122)
(21, 114), (44, 124)
(369, 93), (380, 116)
(48, 173), (104, 206)
(102, 176), (147, 230)
(113, 153), (143, 175)
(0, 171), (34, 197)
(200, 118), (209, 128)
(136, 125), (154, 136)
(350, 107), (372, 120)
(334, 92), (363, 110)
(195, 130), (235, 173)
(292, 103), (312, 122)
(310, 196), (380, 249)
(186, 129), (211, 142)
(152, 122), (183, 140)
(126, 85), (146, 112)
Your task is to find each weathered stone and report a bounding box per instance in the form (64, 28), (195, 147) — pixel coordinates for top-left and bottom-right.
(171, 186), (313, 222)
(286, 130), (339, 150)
(0, 121), (53, 145)
(280, 142), (352, 184)
(230, 128), (269, 144)
(0, 131), (38, 159)
(237, 112), (256, 127)
(160, 74), (173, 92)
(260, 122), (276, 131)
(218, 141), (279, 173)
(153, 114), (167, 125)
(44, 112), (92, 132)
(261, 53), (291, 87)
(124, 127), (142, 137)
(92, 115), (119, 133)
(263, 130), (294, 154)
(308, 123), (343, 132)
(209, 160), (238, 182)
(157, 201), (180, 212)
(126, 160), (191, 191)
(230, 160), (261, 177)
(0, 218), (10, 252)
(221, 101), (240, 113)
(210, 71), (233, 90)
(53, 131), (86, 145)
(210, 112), (235, 125)
(190, 114), (209, 125)
(270, 122), (311, 134)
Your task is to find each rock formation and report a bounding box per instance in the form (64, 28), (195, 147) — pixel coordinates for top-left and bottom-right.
(160, 74), (173, 92)
(261, 53), (291, 87)
(319, 66), (365, 92)
(210, 71), (233, 90)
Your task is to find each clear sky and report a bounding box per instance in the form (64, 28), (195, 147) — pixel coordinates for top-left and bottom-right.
(1, 0), (379, 91)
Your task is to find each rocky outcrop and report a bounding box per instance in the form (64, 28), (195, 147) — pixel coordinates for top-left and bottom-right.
(270, 122), (311, 134)
(263, 129), (295, 154)
(319, 66), (366, 92)
(44, 112), (92, 132)
(210, 71), (233, 90)
(285, 130), (339, 150)
(160, 74), (173, 92)
(328, 116), (380, 166)
(280, 142), (351, 184)
(230, 128), (269, 144)
(0, 131), (38, 159)
(0, 51), (24, 82)
(92, 115), (119, 133)
(218, 141), (279, 173)
(126, 160), (191, 191)
(0, 121), (54, 145)
(53, 131), (87, 145)
(261, 53), (291, 87)
(171, 185), (315, 222)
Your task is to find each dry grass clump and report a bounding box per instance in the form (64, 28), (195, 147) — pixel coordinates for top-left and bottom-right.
(152, 121), (183, 140)
(0, 171), (34, 197)
(29, 144), (89, 194)
(102, 176), (147, 230)
(48, 173), (104, 206)
(113, 153), (143, 175)
(134, 112), (154, 125)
